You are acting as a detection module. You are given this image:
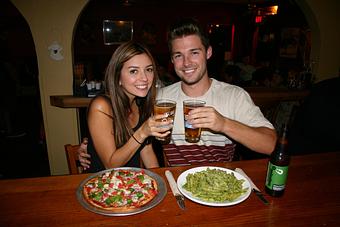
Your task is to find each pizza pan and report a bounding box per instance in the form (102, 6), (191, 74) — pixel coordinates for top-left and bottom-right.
(76, 167), (167, 216)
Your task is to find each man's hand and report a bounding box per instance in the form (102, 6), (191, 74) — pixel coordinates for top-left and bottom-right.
(186, 106), (226, 132)
(77, 138), (91, 170)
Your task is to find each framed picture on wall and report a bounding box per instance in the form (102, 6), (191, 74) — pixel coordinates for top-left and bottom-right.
(103, 20), (133, 45)
(279, 27), (300, 58)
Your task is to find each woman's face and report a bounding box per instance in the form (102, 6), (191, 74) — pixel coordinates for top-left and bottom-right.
(119, 53), (154, 100)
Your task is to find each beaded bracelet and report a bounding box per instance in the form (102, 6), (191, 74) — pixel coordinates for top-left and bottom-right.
(131, 134), (142, 145)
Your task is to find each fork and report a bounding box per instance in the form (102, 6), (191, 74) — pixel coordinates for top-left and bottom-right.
(165, 170), (186, 210)
(175, 194), (185, 209)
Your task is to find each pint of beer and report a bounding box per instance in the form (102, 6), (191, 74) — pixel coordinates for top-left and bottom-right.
(153, 99), (176, 144)
(183, 100), (206, 143)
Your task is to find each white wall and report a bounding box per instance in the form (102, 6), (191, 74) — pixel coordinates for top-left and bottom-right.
(12, 0), (89, 175)
(298, 0), (340, 81)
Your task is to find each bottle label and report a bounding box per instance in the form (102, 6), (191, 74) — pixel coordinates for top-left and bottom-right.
(265, 162), (289, 191)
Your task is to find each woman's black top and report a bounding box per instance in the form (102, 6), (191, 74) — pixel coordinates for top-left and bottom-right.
(86, 96), (147, 173)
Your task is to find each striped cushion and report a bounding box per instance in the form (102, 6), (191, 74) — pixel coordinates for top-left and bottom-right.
(163, 143), (236, 166)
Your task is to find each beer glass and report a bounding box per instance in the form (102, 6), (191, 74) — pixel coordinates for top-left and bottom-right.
(153, 99), (176, 144)
(183, 100), (206, 143)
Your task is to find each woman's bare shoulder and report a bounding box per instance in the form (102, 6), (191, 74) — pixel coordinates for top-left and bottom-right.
(88, 95), (113, 116)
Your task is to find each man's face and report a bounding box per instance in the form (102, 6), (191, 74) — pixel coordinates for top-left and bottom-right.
(170, 35), (212, 85)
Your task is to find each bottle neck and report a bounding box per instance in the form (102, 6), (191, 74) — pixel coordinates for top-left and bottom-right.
(273, 124), (289, 155)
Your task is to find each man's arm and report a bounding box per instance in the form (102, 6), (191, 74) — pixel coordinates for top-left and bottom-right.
(220, 118), (277, 154)
(187, 106), (277, 154)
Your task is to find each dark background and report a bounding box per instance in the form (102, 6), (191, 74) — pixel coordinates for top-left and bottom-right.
(0, 0), (308, 178)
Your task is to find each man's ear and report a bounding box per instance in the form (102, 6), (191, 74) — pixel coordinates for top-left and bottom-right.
(206, 46), (212, 60)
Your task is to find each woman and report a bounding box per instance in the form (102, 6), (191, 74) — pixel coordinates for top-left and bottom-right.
(83, 41), (172, 172)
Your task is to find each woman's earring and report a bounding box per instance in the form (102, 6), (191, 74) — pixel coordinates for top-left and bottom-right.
(119, 81), (122, 86)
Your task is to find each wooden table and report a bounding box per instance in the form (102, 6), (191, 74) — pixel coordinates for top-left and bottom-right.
(1, 152), (340, 226)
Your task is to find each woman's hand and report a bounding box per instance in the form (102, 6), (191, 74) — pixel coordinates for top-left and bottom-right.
(77, 137), (91, 170)
(138, 114), (173, 141)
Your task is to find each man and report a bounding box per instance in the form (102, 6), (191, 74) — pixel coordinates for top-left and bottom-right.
(79, 18), (276, 168)
(157, 18), (276, 166)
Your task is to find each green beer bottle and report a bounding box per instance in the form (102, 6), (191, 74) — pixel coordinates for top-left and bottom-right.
(265, 124), (290, 197)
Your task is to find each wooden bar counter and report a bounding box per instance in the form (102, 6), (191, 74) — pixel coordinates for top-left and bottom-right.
(50, 87), (310, 108)
(1, 152), (340, 226)
(50, 95), (91, 108)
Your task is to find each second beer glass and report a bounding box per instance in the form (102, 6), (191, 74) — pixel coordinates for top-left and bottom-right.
(153, 99), (176, 144)
(183, 100), (206, 143)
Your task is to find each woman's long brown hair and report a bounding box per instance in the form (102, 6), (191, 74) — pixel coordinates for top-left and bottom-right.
(104, 41), (158, 147)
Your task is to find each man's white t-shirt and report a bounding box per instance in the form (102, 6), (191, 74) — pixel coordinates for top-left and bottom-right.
(156, 78), (274, 166)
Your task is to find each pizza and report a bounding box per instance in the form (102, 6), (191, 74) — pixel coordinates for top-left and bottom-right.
(82, 169), (158, 212)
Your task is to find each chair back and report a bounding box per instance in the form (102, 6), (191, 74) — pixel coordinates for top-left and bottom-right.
(64, 144), (82, 174)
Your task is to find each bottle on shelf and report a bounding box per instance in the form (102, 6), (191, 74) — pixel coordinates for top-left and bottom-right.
(265, 124), (290, 197)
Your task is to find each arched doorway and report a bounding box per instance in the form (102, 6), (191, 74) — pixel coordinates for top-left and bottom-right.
(0, 0), (50, 178)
